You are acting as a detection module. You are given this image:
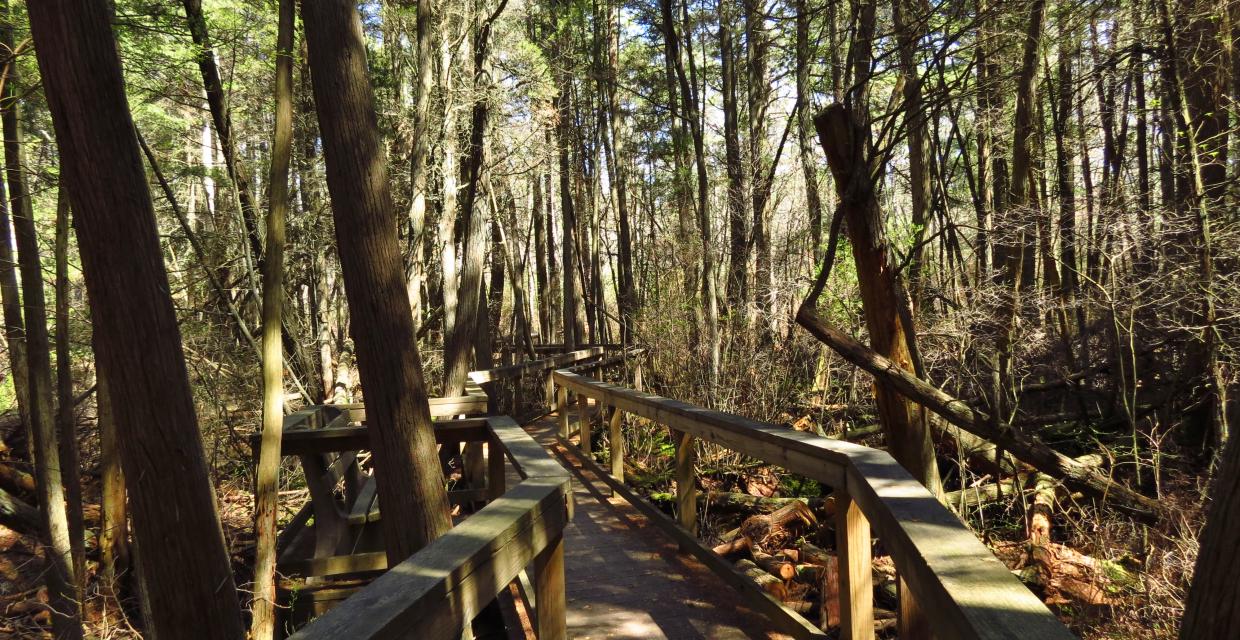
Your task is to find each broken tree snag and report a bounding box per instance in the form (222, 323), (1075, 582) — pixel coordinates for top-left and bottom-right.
(794, 305), (1164, 520)
(809, 103), (941, 498)
(1028, 472), (1056, 545)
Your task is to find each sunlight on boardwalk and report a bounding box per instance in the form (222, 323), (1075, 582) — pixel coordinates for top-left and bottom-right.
(522, 409), (788, 640)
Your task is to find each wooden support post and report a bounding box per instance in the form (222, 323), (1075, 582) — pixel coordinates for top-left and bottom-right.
(577, 393), (591, 456)
(608, 407), (624, 482)
(534, 530), (566, 640)
(836, 490), (874, 640)
(673, 429), (697, 540)
(633, 361), (643, 392)
(487, 437), (506, 501)
(557, 387), (569, 438)
(464, 442), (485, 493)
(545, 370), (555, 409)
(898, 575), (932, 640)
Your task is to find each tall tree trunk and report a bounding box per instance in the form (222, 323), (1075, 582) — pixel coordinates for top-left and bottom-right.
(746, 0), (772, 328)
(4, 33), (82, 637)
(53, 183), (86, 605)
(813, 104), (942, 498)
(408, 0), (438, 317)
(662, 0), (719, 386)
(180, 0), (265, 276)
(301, 0), (452, 561)
(795, 0), (824, 264)
(446, 1), (505, 393)
(28, 2), (245, 635)
(603, 0), (635, 342)
(252, 0), (293, 634)
(533, 173), (551, 340)
(554, 0), (586, 348)
(1181, 427), (1240, 638)
(721, 0), (748, 309)
(893, 0), (930, 307)
(95, 361), (129, 617)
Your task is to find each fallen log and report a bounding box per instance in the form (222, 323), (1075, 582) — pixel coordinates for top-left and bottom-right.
(798, 541), (834, 567)
(702, 491), (833, 515)
(0, 486), (39, 536)
(736, 558), (787, 600)
(794, 305), (1163, 520)
(712, 535), (751, 557)
(752, 549), (796, 581)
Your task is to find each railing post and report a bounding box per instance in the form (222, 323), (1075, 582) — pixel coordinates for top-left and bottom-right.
(487, 436), (506, 501)
(633, 360), (643, 392)
(898, 575), (932, 640)
(545, 369), (555, 409)
(673, 430), (697, 541)
(534, 530), (566, 640)
(577, 393), (591, 456)
(835, 489), (874, 640)
(608, 407), (624, 482)
(557, 386), (569, 438)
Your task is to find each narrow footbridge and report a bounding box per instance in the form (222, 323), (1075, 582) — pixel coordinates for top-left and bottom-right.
(264, 347), (1075, 639)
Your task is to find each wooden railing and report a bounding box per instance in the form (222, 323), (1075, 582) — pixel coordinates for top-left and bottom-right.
(271, 347), (612, 638)
(553, 367), (1075, 640)
(287, 413), (571, 640)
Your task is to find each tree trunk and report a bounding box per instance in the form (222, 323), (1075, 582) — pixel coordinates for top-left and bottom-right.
(301, 0), (452, 563)
(180, 0), (265, 277)
(662, 0), (719, 386)
(603, 0), (635, 343)
(251, 0), (293, 634)
(28, 2), (245, 635)
(1181, 426), (1240, 638)
(5, 35), (82, 636)
(795, 0), (824, 264)
(721, 0), (747, 309)
(53, 182), (86, 604)
(408, 0), (438, 316)
(95, 363), (129, 617)
(893, 0), (931, 307)
(812, 104), (941, 494)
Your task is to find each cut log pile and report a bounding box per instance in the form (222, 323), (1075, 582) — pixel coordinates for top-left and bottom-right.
(711, 499), (899, 633)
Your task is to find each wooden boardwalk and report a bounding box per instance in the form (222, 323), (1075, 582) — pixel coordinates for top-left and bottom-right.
(522, 408), (783, 640)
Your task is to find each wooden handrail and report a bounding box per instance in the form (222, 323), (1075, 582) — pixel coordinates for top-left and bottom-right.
(290, 414), (571, 640)
(467, 347), (605, 384)
(553, 369), (1074, 640)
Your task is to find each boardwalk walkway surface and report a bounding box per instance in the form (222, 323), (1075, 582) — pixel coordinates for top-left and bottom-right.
(520, 407), (784, 640)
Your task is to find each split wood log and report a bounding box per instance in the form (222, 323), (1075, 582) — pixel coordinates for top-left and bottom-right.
(739, 500), (817, 552)
(816, 552), (840, 630)
(795, 305), (1164, 520)
(735, 558), (788, 600)
(752, 549), (796, 581)
(0, 486), (39, 536)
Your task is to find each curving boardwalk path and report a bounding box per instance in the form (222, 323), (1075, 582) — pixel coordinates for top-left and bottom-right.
(519, 407), (786, 640)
